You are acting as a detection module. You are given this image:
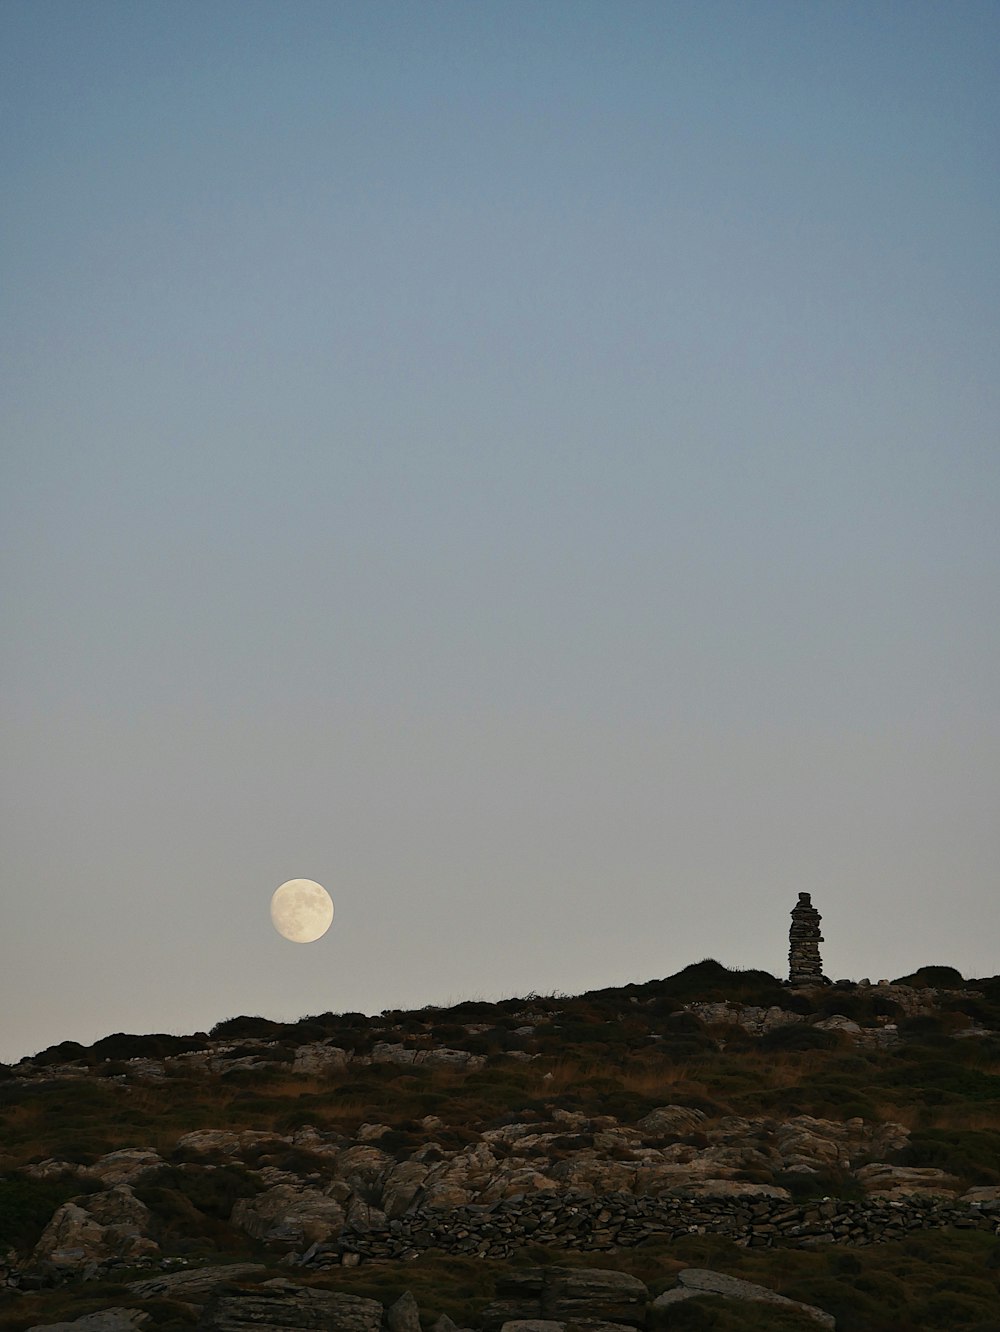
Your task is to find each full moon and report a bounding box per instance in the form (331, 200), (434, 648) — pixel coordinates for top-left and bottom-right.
(270, 879), (334, 943)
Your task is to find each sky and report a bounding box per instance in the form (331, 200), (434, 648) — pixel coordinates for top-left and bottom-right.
(2, 0), (998, 1064)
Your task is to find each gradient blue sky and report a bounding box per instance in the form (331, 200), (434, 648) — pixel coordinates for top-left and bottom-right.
(2, 1), (998, 1063)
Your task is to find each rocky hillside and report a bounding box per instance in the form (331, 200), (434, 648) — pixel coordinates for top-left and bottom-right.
(2, 961), (999, 1332)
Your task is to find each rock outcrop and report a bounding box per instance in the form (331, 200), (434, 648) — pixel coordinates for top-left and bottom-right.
(200, 1281), (384, 1332)
(31, 1187), (158, 1271)
(482, 1267), (647, 1330)
(231, 1184), (346, 1244)
(653, 1268), (835, 1328)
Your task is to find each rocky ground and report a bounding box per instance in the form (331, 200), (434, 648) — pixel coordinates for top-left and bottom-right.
(2, 962), (999, 1331)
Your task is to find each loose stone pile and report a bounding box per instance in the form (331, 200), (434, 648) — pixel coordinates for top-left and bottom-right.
(788, 893), (829, 985)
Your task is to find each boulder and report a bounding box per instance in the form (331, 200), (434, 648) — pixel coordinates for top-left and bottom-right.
(675, 1180), (791, 1199)
(419, 1048), (486, 1070)
(543, 1269), (647, 1328)
(369, 1043), (485, 1071)
(653, 1268), (835, 1329)
(292, 1044), (350, 1075)
(481, 1123), (546, 1147)
(380, 1160), (430, 1217)
(636, 1106), (707, 1138)
(344, 1199), (388, 1233)
(432, 1317), (469, 1332)
(335, 1144), (394, 1187)
(290, 1126), (345, 1160)
(172, 1130), (242, 1157)
(855, 1163), (960, 1197)
(814, 1016), (862, 1036)
(20, 1160), (85, 1181)
(387, 1291), (422, 1332)
(32, 1188), (158, 1270)
(85, 1150), (164, 1187)
(683, 1003), (806, 1035)
(356, 1122), (392, 1142)
(773, 1115), (906, 1174)
(231, 1183), (346, 1243)
(485, 1267), (648, 1331)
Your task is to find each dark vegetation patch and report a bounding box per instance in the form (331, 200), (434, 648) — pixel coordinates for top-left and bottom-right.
(0, 1173), (97, 1251)
(208, 1016), (286, 1041)
(134, 1164), (262, 1255)
(896, 1128), (1000, 1186)
(893, 965), (966, 988)
(759, 1025), (840, 1053)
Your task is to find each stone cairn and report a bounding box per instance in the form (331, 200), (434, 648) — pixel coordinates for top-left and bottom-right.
(788, 892), (829, 985)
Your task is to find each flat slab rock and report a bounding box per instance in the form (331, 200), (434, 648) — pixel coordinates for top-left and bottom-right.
(500, 1323), (636, 1332)
(28, 1311), (150, 1332)
(199, 1280), (383, 1332)
(653, 1269), (835, 1329)
(128, 1263), (267, 1300)
(484, 1267), (648, 1331)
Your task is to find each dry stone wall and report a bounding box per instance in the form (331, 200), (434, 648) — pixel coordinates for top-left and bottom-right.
(288, 1190), (1000, 1268)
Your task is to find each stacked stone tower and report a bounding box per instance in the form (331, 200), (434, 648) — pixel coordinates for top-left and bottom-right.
(788, 892), (829, 985)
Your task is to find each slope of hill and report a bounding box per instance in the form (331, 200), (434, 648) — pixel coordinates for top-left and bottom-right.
(1, 963), (999, 1332)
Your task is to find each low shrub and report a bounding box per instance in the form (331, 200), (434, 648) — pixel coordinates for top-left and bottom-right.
(208, 1015), (286, 1040)
(892, 966), (965, 988)
(759, 1025), (839, 1053)
(897, 1128), (1000, 1185)
(0, 1174), (91, 1252)
(29, 1040), (92, 1068)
